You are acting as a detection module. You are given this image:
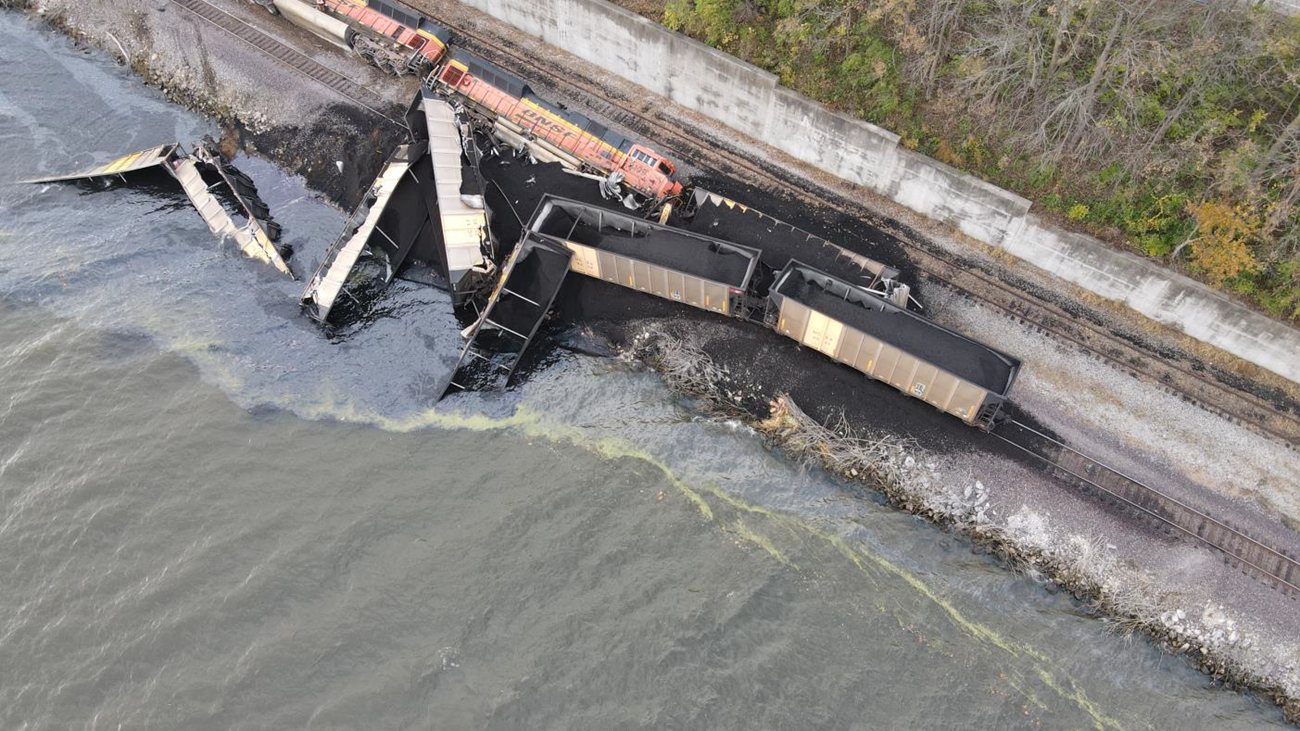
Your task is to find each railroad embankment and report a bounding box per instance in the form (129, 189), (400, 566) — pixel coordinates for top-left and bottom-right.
(9, 0), (1300, 721)
(630, 325), (1300, 723)
(2, 0), (408, 207)
(451, 0), (1300, 387)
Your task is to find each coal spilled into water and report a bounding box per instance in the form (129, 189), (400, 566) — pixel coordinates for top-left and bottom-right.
(0, 12), (1289, 728)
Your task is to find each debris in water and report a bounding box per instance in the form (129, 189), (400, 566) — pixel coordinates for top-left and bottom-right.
(24, 141), (291, 277)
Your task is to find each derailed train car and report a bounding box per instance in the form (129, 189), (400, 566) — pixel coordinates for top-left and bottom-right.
(442, 235), (574, 396)
(447, 195), (1020, 428)
(256, 1), (685, 201)
(25, 142), (292, 278)
(266, 0), (450, 76)
(301, 92), (496, 323)
(529, 196), (760, 317)
(766, 261), (1020, 428)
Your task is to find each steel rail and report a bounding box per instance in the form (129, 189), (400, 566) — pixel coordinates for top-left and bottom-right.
(428, 16), (1300, 452)
(168, 0), (404, 127)
(991, 419), (1299, 596)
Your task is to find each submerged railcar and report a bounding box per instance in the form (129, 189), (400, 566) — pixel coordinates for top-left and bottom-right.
(766, 261), (1020, 429)
(441, 234), (574, 397)
(301, 91), (496, 324)
(433, 50), (685, 201)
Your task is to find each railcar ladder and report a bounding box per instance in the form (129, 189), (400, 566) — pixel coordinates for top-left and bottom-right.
(441, 236), (573, 398)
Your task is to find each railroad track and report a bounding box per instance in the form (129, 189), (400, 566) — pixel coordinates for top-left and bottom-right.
(167, 0), (403, 126)
(415, 11), (1300, 595)
(432, 16), (1300, 453)
(172, 0), (1300, 593)
(992, 420), (1300, 597)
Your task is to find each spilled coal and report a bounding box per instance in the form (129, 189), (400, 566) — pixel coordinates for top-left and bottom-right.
(2, 12), (1292, 728)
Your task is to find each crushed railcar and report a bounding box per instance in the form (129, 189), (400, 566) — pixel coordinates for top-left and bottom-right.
(301, 143), (423, 323)
(766, 261), (1020, 428)
(302, 92), (495, 324)
(24, 143), (180, 184)
(26, 142), (292, 277)
(406, 90), (497, 303)
(528, 196), (761, 317)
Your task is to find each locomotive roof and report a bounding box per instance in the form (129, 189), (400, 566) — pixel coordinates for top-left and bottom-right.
(449, 48), (637, 155)
(449, 48), (528, 98)
(522, 93), (633, 155)
(415, 17), (451, 43)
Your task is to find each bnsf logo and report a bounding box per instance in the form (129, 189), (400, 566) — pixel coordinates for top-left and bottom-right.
(514, 105), (611, 159)
(517, 107), (615, 161)
(452, 69), (624, 166)
(517, 107), (570, 141)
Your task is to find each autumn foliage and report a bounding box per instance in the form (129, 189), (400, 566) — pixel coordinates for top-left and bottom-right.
(625, 0), (1300, 319)
(1186, 201), (1260, 286)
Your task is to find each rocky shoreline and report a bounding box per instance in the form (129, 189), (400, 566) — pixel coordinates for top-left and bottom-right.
(624, 326), (1300, 724)
(6, 0), (1298, 722)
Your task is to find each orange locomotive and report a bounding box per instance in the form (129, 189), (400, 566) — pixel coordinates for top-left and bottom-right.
(262, 1), (684, 200)
(433, 51), (684, 201)
(269, 0), (450, 75)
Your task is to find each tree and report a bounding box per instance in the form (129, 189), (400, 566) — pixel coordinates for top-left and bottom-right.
(1185, 200), (1261, 285)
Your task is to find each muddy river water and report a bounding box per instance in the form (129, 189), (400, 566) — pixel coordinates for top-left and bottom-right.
(0, 13), (1287, 729)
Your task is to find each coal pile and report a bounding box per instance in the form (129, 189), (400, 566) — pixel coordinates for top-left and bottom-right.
(538, 207), (752, 286)
(781, 267), (1015, 393)
(675, 195), (890, 287)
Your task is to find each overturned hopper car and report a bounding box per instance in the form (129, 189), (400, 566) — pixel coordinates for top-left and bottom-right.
(766, 261), (1020, 429)
(24, 142), (291, 278)
(527, 195), (761, 317)
(441, 234), (574, 397)
(301, 93), (496, 324)
(405, 89), (497, 303)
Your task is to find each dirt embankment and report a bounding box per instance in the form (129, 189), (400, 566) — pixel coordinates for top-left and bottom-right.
(626, 327), (1300, 724)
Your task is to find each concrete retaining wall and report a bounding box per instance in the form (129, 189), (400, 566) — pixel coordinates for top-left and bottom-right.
(886, 149), (1030, 247)
(765, 87), (899, 193)
(464, 0), (778, 140)
(1008, 217), (1300, 381)
(454, 0), (1300, 384)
